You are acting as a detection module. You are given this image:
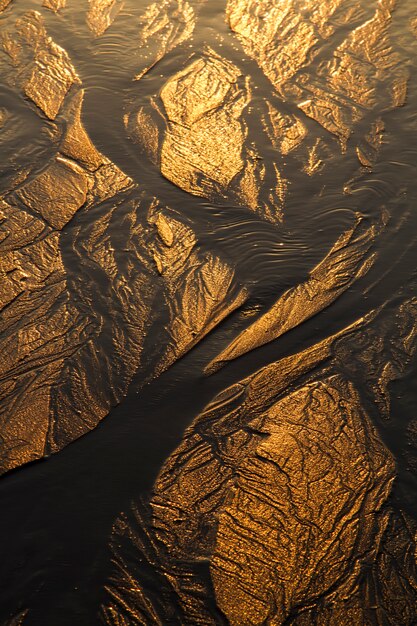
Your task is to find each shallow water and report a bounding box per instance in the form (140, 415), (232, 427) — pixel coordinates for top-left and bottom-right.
(1, 0), (417, 624)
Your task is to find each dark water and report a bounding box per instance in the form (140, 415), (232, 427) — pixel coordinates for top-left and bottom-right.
(1, 0), (417, 623)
